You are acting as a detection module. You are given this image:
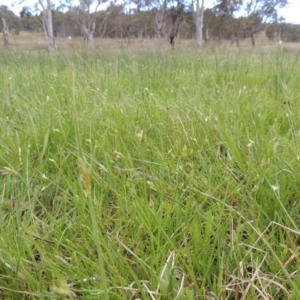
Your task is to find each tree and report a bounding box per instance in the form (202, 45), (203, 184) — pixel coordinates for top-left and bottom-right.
(243, 0), (288, 46)
(96, 5), (117, 39)
(133, 0), (166, 39)
(134, 0), (188, 49)
(212, 0), (241, 44)
(19, 1), (56, 51)
(0, 12), (9, 48)
(63, 0), (108, 50)
(0, 5), (22, 48)
(194, 0), (204, 46)
(19, 7), (41, 31)
(168, 3), (185, 49)
(0, 6), (14, 48)
(266, 23), (300, 43)
(38, 0), (57, 51)
(214, 0), (289, 46)
(244, 13), (262, 46)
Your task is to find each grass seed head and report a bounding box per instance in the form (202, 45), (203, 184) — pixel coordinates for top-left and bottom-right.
(78, 158), (91, 197)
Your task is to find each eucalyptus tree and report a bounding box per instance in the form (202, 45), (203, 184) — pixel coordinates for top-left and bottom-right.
(134, 0), (188, 49)
(0, 12), (9, 48)
(266, 23), (300, 42)
(168, 1), (186, 48)
(18, 0), (56, 51)
(194, 0), (204, 46)
(0, 6), (12, 48)
(62, 0), (109, 50)
(209, 0), (238, 44)
(38, 0), (57, 51)
(0, 5), (22, 48)
(19, 7), (40, 31)
(242, 0), (289, 45)
(134, 0), (167, 39)
(215, 0), (289, 46)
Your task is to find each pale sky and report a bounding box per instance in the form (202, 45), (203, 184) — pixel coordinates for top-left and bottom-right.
(0, 0), (299, 24)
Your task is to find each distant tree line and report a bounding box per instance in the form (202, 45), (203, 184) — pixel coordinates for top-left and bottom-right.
(266, 23), (300, 42)
(0, 0), (298, 51)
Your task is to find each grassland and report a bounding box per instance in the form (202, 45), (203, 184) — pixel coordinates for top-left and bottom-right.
(1, 42), (300, 299)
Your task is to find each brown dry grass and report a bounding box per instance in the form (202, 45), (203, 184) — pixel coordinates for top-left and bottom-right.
(0, 30), (299, 54)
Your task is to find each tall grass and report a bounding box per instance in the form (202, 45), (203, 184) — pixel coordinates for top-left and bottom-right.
(1, 46), (300, 299)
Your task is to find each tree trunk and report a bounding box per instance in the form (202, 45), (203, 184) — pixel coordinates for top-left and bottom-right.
(155, 10), (164, 39)
(40, 0), (56, 51)
(169, 16), (183, 50)
(204, 28), (209, 43)
(195, 0), (205, 46)
(0, 14), (9, 48)
(87, 32), (94, 49)
(99, 12), (110, 39)
(250, 30), (255, 46)
(138, 29), (143, 39)
(82, 21), (95, 50)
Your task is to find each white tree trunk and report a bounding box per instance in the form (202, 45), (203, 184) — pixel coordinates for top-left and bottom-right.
(155, 10), (164, 39)
(0, 14), (9, 48)
(39, 0), (56, 51)
(86, 32), (95, 49)
(82, 21), (95, 50)
(195, 0), (205, 46)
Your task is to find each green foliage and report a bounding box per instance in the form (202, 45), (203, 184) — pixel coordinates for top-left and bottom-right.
(0, 48), (300, 298)
(0, 5), (21, 34)
(266, 23), (300, 42)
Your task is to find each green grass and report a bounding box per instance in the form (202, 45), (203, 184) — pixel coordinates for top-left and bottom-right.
(1, 46), (300, 299)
